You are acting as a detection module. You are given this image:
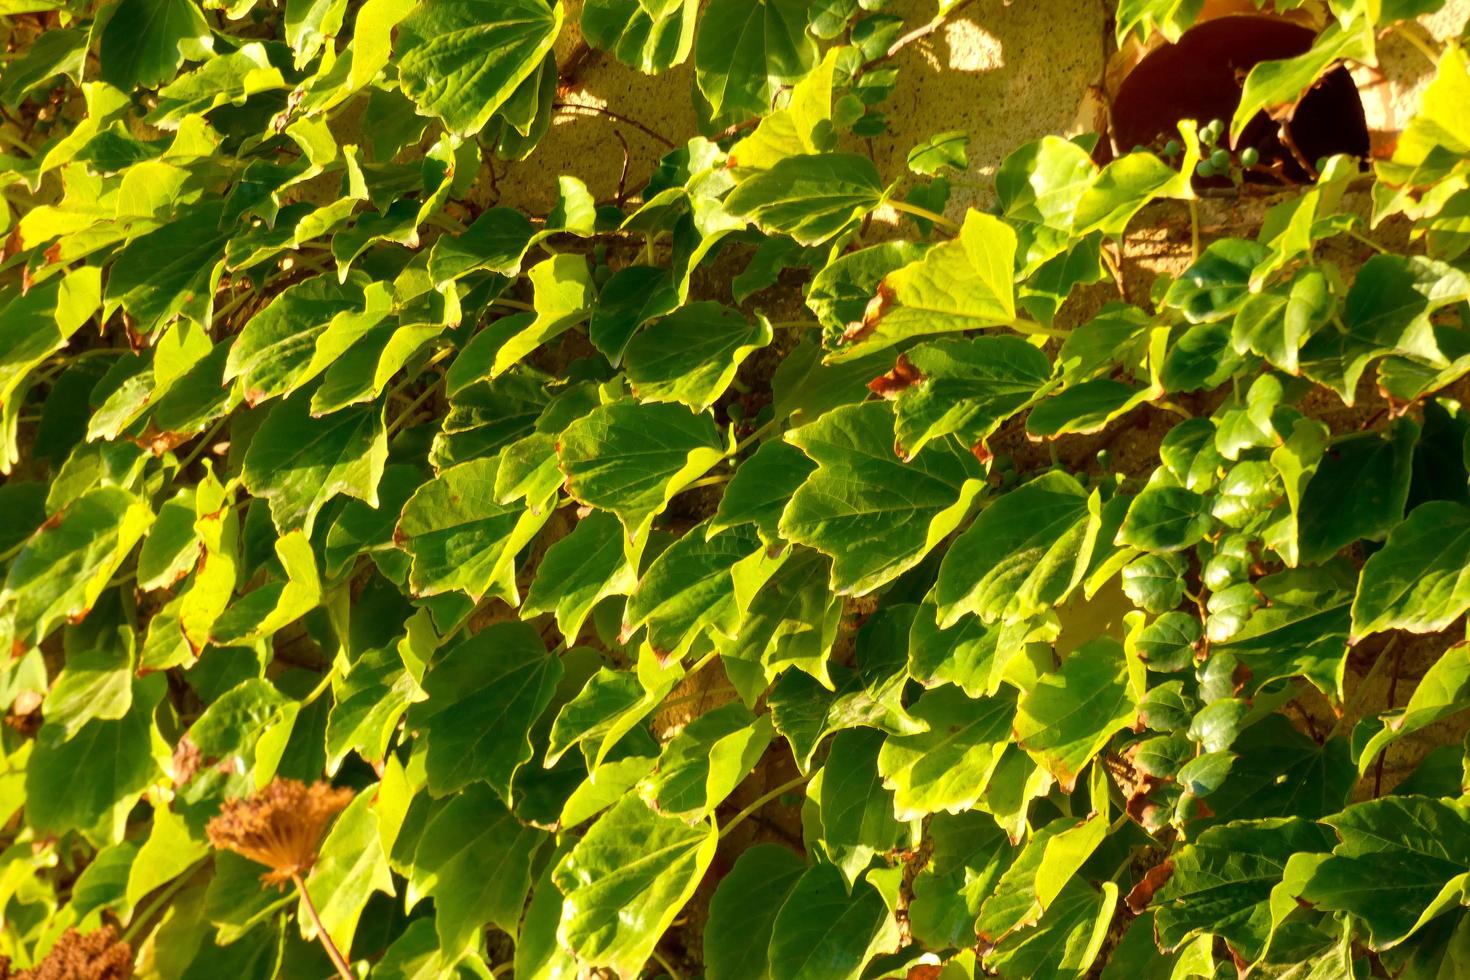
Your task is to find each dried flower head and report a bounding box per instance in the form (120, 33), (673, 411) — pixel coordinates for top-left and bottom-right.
(206, 778), (353, 886)
(13, 926), (133, 980)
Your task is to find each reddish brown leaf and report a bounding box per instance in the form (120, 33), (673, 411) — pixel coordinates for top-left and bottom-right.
(867, 354), (924, 398)
(1124, 859), (1174, 913)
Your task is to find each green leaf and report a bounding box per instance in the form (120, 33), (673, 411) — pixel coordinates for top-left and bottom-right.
(326, 644), (424, 772)
(724, 546), (842, 697)
(44, 647), (133, 739)
(724, 153), (883, 245)
(983, 879), (1118, 980)
(1, 486), (154, 652)
(909, 811), (1012, 947)
(934, 471), (1093, 628)
(405, 782), (545, 955)
(25, 675), (164, 842)
(780, 401), (984, 596)
(546, 667), (647, 769)
(1118, 485), (1212, 553)
(98, 0), (211, 89)
(709, 439), (816, 543)
(1153, 817), (1336, 960)
(704, 843), (806, 980)
(582, 0), (698, 74)
(909, 131), (970, 176)
(395, 454), (551, 602)
(552, 797), (717, 977)
(832, 210), (1017, 360)
(587, 266), (679, 365)
(624, 302), (772, 411)
(104, 205), (230, 334)
(1299, 796), (1470, 948)
(428, 207), (535, 284)
(766, 863), (899, 980)
(558, 399), (726, 547)
(523, 510), (637, 641)
(640, 701), (773, 820)
(975, 813), (1108, 942)
(877, 685), (1017, 819)
(1351, 500), (1470, 639)
(225, 275), (363, 407)
(806, 241), (927, 334)
(396, 0), (564, 136)
(816, 727), (904, 850)
(489, 254), (596, 377)
(1360, 644), (1470, 775)
(1296, 419), (1418, 564)
(408, 621), (563, 800)
(624, 523), (768, 660)
(887, 335), (1052, 459)
(1026, 379), (1156, 438)
(300, 789), (394, 958)
(695, 0), (817, 120)
(1163, 239), (1271, 324)
(1232, 20), (1375, 141)
(1014, 637), (1140, 790)
(242, 394), (388, 537)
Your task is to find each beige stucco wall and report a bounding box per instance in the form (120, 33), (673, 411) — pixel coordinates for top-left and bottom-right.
(487, 0), (1468, 216)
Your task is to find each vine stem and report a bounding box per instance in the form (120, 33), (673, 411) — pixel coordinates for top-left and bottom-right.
(1187, 198), (1201, 261)
(718, 774), (809, 840)
(293, 873), (354, 980)
(651, 948), (685, 980)
(886, 198), (962, 234)
(1008, 317), (1069, 339)
(729, 417), (780, 457)
(1345, 228), (1388, 255)
(1392, 22), (1442, 66)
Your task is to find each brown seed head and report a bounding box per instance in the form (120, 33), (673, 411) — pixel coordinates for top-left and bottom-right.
(205, 778), (353, 886)
(13, 926), (133, 980)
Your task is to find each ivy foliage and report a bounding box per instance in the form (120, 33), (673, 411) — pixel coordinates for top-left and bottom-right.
(3, 0), (1470, 977)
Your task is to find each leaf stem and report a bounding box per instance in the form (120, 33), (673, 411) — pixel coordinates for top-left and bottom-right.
(886, 198), (962, 234)
(1008, 317), (1069, 339)
(120, 858), (208, 946)
(718, 774), (809, 839)
(293, 873), (354, 980)
(1344, 228), (1387, 255)
(729, 417), (780, 457)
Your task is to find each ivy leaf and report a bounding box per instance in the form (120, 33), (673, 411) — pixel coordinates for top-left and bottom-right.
(624, 524), (770, 660)
(704, 843), (806, 980)
(427, 207), (535, 284)
(582, 0), (698, 74)
(1232, 20), (1375, 141)
(104, 206), (230, 335)
(816, 727), (905, 851)
(396, 0), (564, 136)
(976, 813), (1108, 943)
(1117, 485), (1212, 553)
(241, 394), (388, 537)
(1359, 644), (1470, 775)
(1296, 419), (1418, 564)
(395, 455), (551, 603)
(558, 399), (726, 548)
(405, 783), (545, 956)
(624, 302), (773, 411)
(724, 153), (883, 245)
(709, 439), (816, 543)
(695, 0), (817, 120)
(0, 486), (154, 652)
(724, 546), (842, 697)
(1152, 817), (1336, 961)
(640, 701), (773, 820)
(1299, 796), (1470, 949)
(1351, 500), (1470, 640)
(832, 210), (1017, 361)
(25, 675), (165, 842)
(545, 667), (647, 769)
(780, 401), (985, 596)
(766, 863), (899, 980)
(225, 275), (363, 407)
(97, 0), (211, 97)
(983, 879), (1118, 980)
(587, 266), (680, 365)
(407, 621), (563, 800)
(1163, 239), (1271, 324)
(934, 471), (1093, 628)
(300, 790), (395, 959)
(887, 335), (1052, 459)
(806, 241), (928, 334)
(877, 685), (1017, 819)
(523, 510), (637, 642)
(1014, 637), (1140, 790)
(1026, 379), (1156, 438)
(326, 644), (424, 772)
(552, 797), (717, 977)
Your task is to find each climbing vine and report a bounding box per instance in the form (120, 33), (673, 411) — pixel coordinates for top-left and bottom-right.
(2, 0), (1470, 977)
